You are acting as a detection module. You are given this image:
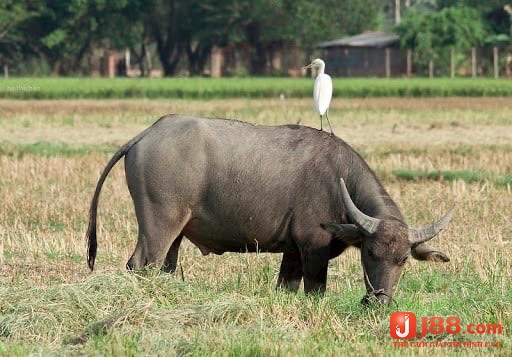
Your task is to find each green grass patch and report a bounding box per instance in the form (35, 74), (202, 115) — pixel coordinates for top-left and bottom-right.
(0, 260), (509, 355)
(359, 144), (512, 162)
(1, 77), (512, 99)
(392, 169), (512, 187)
(374, 144), (509, 158)
(0, 141), (116, 158)
(393, 169), (485, 183)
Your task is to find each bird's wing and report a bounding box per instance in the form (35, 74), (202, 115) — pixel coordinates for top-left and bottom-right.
(314, 74), (333, 115)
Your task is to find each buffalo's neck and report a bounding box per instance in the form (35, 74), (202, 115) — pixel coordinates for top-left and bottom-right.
(348, 172), (405, 223)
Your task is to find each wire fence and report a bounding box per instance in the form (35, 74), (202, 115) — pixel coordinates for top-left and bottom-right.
(409, 46), (512, 78)
(315, 46), (512, 78)
(219, 45), (512, 78)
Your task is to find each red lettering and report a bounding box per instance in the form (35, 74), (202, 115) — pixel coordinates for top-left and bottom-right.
(416, 316), (428, 339)
(445, 316), (461, 334)
(476, 324), (486, 334)
(467, 323), (475, 334)
(429, 316), (444, 334)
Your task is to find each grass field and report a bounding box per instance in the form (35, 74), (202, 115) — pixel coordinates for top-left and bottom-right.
(0, 97), (511, 355)
(2, 77), (512, 99)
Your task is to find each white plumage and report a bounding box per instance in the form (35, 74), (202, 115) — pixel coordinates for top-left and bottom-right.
(303, 58), (333, 134)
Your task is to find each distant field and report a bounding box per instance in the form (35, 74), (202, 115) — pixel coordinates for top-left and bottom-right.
(1, 77), (512, 99)
(0, 98), (510, 355)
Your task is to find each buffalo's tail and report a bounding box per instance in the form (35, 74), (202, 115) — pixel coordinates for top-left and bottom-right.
(86, 118), (164, 270)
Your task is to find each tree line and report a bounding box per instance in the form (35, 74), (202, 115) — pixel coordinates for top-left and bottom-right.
(0, 0), (510, 76)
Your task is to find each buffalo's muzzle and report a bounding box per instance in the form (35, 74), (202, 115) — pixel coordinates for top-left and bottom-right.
(361, 294), (391, 305)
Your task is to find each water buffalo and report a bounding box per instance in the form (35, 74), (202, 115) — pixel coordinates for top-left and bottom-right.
(86, 115), (455, 304)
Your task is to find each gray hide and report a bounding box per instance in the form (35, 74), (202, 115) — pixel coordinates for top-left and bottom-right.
(86, 115), (454, 303)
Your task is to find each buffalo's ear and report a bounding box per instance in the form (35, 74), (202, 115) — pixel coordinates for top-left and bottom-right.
(320, 223), (364, 246)
(411, 243), (450, 262)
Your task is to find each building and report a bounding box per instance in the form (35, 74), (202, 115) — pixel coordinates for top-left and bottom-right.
(316, 32), (408, 77)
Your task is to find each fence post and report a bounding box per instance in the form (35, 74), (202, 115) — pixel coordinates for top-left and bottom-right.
(471, 47), (477, 78)
(3, 65), (8, 78)
(428, 49), (434, 78)
(507, 52), (512, 77)
(211, 46), (223, 78)
(385, 48), (391, 78)
(450, 47), (455, 78)
(493, 47), (499, 79)
(407, 49), (412, 76)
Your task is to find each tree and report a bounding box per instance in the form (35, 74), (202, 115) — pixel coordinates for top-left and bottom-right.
(99, 0), (151, 76)
(396, 6), (488, 74)
(232, 0), (381, 74)
(2, 0), (383, 76)
(291, 0), (381, 49)
(14, 0), (146, 75)
(406, 0), (439, 11)
(0, 1), (30, 42)
(179, 0), (234, 75)
(437, 0), (510, 13)
(24, 1), (97, 74)
(440, 1), (511, 40)
(0, 1), (34, 72)
(144, 0), (185, 76)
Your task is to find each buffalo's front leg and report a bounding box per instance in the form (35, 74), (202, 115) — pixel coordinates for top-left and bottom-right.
(301, 244), (330, 295)
(276, 249), (303, 292)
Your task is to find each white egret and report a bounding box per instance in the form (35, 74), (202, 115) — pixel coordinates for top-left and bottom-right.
(303, 58), (333, 135)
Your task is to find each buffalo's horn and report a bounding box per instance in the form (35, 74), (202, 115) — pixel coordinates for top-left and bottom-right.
(339, 178), (380, 235)
(408, 206), (456, 246)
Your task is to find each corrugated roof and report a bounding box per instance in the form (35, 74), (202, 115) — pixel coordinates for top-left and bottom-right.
(316, 32), (400, 49)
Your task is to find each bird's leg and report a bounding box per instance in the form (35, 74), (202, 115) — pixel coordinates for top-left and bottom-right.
(325, 112), (334, 136)
(319, 115), (323, 131)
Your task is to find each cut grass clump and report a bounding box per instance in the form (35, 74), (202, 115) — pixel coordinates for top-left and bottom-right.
(392, 169), (512, 187)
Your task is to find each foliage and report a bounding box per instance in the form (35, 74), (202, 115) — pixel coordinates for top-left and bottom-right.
(437, 0), (510, 13)
(13, 0), (146, 75)
(1, 0), (376, 76)
(173, 0), (381, 75)
(396, 6), (489, 75)
(253, 0), (380, 53)
(397, 7), (487, 50)
(1, 1), (511, 76)
(417, 1), (512, 43)
(0, 0), (380, 76)
(0, 1), (35, 67)
(408, 0), (440, 11)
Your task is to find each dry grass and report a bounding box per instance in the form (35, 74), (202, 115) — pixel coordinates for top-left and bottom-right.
(0, 98), (510, 355)
(1, 98), (512, 147)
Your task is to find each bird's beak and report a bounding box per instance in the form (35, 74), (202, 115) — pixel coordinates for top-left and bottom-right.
(302, 63), (312, 70)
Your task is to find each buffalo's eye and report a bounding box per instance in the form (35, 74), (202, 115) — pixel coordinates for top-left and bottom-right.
(366, 248), (378, 260)
(397, 254), (409, 266)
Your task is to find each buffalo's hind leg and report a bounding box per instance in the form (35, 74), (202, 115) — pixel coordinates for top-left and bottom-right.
(126, 205), (191, 271)
(277, 249), (303, 292)
(161, 234), (183, 273)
